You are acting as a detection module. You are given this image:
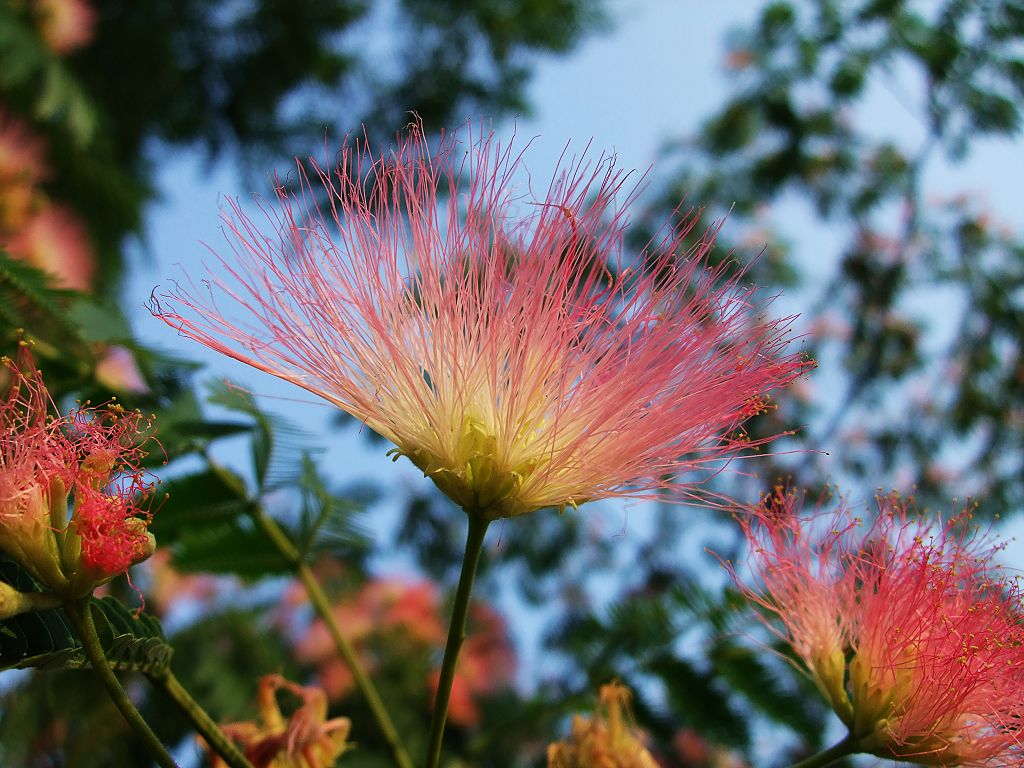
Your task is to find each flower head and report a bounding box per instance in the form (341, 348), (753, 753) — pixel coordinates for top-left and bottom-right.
(0, 344), (156, 598)
(95, 346), (149, 394)
(735, 488), (1024, 766)
(547, 682), (658, 768)
(0, 111), (47, 181)
(152, 123), (805, 519)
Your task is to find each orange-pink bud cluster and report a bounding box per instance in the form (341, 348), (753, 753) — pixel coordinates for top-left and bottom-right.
(547, 682), (658, 768)
(208, 674), (350, 768)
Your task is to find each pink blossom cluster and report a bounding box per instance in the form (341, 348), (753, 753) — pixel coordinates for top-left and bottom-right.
(0, 104), (148, 393)
(31, 0), (96, 55)
(0, 345), (155, 596)
(736, 488), (1024, 766)
(0, 0), (95, 281)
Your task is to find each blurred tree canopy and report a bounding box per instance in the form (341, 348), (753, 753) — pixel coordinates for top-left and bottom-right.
(644, 0), (1024, 514)
(1, 1), (1024, 767)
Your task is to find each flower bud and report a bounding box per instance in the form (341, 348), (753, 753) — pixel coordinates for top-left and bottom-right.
(207, 675), (350, 768)
(0, 474), (69, 592)
(0, 580), (61, 620)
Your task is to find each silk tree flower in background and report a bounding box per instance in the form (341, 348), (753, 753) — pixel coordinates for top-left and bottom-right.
(293, 577), (516, 727)
(0, 344), (156, 601)
(547, 682), (658, 768)
(732, 488), (1024, 766)
(95, 345), (150, 394)
(0, 109), (48, 232)
(9, 203), (96, 291)
(207, 674), (350, 768)
(31, 0), (97, 56)
(151, 123), (806, 520)
(0, 109), (97, 292)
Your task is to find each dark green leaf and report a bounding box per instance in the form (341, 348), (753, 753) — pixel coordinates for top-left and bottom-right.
(650, 652), (749, 748)
(0, 561), (171, 675)
(294, 454), (370, 561)
(172, 521), (291, 580)
(709, 640), (823, 748)
(150, 467), (251, 542)
(206, 380), (312, 491)
(64, 299), (133, 343)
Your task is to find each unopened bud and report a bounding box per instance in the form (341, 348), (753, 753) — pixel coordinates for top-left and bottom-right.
(0, 581), (61, 620)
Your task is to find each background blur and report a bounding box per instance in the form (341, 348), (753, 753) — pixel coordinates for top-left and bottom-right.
(2, 1), (1023, 766)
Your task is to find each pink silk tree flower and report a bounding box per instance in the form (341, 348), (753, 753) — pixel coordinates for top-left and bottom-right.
(151, 123), (806, 520)
(0, 344), (156, 599)
(0, 109), (49, 233)
(734, 488), (1024, 766)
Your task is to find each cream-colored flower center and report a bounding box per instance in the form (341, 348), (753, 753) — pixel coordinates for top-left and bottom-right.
(395, 414), (543, 518)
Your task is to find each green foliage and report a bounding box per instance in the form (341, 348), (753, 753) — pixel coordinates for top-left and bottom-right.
(168, 520), (293, 579)
(0, 251), (170, 412)
(0, 558), (77, 672)
(151, 381), (370, 581)
(149, 467), (251, 542)
(0, 670), (146, 768)
(206, 379), (312, 492)
(0, 249), (91, 361)
(651, 652), (748, 749)
(707, 640), (821, 747)
(167, 608), (298, 722)
(0, 559), (171, 676)
(294, 454), (371, 561)
(0, 6), (97, 144)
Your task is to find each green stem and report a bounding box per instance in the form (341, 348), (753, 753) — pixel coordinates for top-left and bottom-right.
(65, 599), (178, 768)
(251, 506), (414, 768)
(425, 511), (491, 768)
(787, 733), (859, 768)
(149, 670), (254, 768)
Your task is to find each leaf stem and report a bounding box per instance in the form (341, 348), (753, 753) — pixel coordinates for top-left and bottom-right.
(65, 599), (179, 768)
(149, 669), (254, 768)
(787, 733), (859, 768)
(251, 505), (415, 768)
(425, 510), (491, 768)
